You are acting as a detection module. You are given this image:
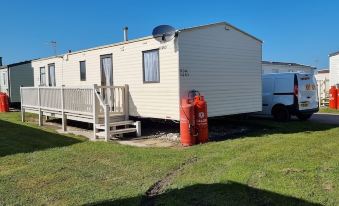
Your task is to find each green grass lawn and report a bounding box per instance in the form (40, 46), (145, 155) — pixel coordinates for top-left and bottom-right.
(319, 107), (339, 114)
(0, 112), (338, 206)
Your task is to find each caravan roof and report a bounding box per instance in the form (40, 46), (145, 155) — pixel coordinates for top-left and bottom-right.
(33, 22), (262, 62)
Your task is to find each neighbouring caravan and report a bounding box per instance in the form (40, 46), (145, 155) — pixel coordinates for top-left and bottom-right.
(315, 69), (330, 106)
(0, 60), (34, 106)
(262, 61), (316, 74)
(30, 22), (263, 120)
(329, 51), (339, 86)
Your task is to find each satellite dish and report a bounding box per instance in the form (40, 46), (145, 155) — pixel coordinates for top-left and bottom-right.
(152, 25), (176, 42)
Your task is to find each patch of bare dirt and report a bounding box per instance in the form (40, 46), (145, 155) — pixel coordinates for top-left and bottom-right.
(247, 170), (267, 188)
(282, 168), (306, 175)
(27, 115), (262, 148)
(141, 156), (198, 206)
(322, 181), (334, 192)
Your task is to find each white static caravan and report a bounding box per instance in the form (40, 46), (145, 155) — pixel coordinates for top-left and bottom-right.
(315, 69), (330, 106)
(23, 22), (262, 140)
(0, 60), (34, 105)
(329, 51), (339, 86)
(262, 61), (316, 74)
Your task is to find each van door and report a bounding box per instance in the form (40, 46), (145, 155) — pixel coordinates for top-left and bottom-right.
(273, 77), (294, 106)
(297, 74), (318, 110)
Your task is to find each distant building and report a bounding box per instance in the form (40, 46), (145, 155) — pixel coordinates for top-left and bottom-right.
(0, 59), (34, 105)
(315, 69), (329, 81)
(329, 51), (339, 86)
(262, 61), (316, 74)
(315, 69), (330, 105)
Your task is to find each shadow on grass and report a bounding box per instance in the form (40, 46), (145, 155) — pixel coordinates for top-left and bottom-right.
(86, 181), (322, 206)
(0, 119), (83, 157)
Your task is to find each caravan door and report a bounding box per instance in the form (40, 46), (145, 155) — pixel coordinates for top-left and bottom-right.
(100, 54), (113, 108)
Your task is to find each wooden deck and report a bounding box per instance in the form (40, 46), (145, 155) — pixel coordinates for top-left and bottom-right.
(20, 84), (141, 141)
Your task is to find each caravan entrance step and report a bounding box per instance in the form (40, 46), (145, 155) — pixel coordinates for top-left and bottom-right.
(110, 128), (137, 136)
(95, 120), (134, 129)
(96, 128), (137, 138)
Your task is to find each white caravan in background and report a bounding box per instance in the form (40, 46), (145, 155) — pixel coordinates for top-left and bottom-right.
(258, 73), (319, 121)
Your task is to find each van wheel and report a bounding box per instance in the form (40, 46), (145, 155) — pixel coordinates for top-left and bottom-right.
(296, 113), (312, 121)
(272, 105), (291, 122)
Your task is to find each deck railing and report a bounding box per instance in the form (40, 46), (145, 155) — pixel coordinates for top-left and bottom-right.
(21, 84), (130, 140)
(21, 84), (129, 117)
(21, 86), (94, 115)
(97, 86), (126, 114)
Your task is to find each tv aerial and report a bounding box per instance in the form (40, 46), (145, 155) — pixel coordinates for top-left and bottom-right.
(45, 41), (57, 56)
(152, 25), (177, 42)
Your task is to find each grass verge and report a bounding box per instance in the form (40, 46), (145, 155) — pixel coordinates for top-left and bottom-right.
(0, 112), (338, 205)
(319, 107), (339, 114)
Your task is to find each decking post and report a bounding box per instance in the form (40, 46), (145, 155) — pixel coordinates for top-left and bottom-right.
(38, 86), (43, 126)
(104, 104), (110, 141)
(62, 114), (67, 131)
(20, 86), (25, 122)
(124, 84), (129, 121)
(135, 121), (141, 137)
(21, 108), (25, 122)
(92, 84), (98, 140)
(61, 85), (67, 131)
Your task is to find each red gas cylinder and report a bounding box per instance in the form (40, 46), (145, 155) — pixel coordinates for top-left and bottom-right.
(180, 99), (196, 146)
(329, 86), (337, 109)
(194, 95), (208, 144)
(0, 92), (9, 112)
(337, 85), (339, 110)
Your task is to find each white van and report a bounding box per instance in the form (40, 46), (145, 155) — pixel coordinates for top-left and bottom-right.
(258, 73), (319, 121)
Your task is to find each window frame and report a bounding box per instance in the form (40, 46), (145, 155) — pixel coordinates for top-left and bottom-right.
(48, 63), (56, 86)
(142, 49), (160, 83)
(40, 67), (46, 86)
(2, 73), (6, 85)
(79, 61), (86, 81)
(100, 54), (113, 86)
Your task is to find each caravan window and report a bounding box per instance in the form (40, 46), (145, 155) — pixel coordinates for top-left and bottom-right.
(80, 61), (86, 81)
(40, 67), (46, 86)
(48, 64), (56, 86)
(2, 73), (6, 85)
(143, 49), (160, 83)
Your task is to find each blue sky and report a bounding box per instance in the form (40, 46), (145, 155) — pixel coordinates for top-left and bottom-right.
(1, 0), (338, 69)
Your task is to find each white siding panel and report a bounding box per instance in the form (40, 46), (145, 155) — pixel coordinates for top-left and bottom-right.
(179, 24), (262, 117)
(32, 38), (180, 120)
(32, 57), (63, 87)
(330, 55), (339, 86)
